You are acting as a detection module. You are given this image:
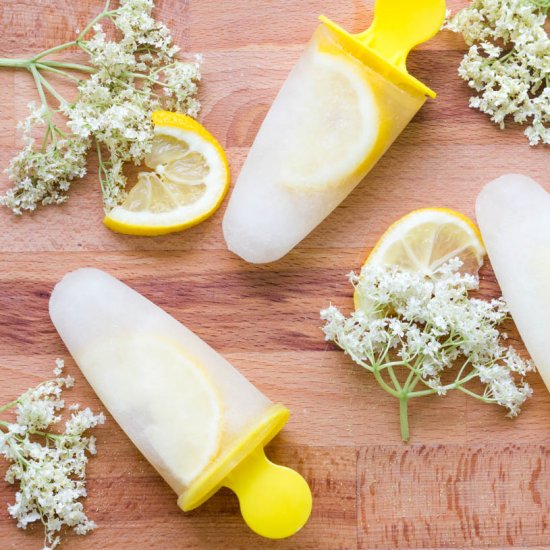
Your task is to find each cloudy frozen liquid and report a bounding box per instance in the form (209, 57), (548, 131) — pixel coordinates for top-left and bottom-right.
(223, 23), (426, 263)
(49, 268), (273, 498)
(476, 174), (550, 392)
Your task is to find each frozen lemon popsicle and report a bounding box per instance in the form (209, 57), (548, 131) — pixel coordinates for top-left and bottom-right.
(476, 174), (550, 390)
(223, 0), (446, 263)
(49, 268), (311, 539)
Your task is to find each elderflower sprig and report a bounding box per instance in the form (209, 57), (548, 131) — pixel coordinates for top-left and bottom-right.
(445, 0), (550, 145)
(0, 0), (201, 214)
(0, 359), (105, 549)
(321, 259), (534, 441)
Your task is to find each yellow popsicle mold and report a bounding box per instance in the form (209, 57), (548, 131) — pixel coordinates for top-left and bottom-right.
(320, 0), (446, 98)
(178, 404), (312, 539)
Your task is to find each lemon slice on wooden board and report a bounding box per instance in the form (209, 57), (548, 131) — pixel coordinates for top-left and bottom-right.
(104, 111), (229, 236)
(282, 50), (380, 191)
(354, 208), (486, 311)
(80, 335), (223, 487)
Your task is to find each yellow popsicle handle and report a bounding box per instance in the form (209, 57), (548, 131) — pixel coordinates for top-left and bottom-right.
(223, 446), (312, 539)
(356, 0), (446, 73)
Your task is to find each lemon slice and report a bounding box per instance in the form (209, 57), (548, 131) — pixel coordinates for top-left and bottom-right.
(282, 49), (379, 191)
(354, 208), (486, 310)
(104, 111), (229, 236)
(81, 335), (222, 487)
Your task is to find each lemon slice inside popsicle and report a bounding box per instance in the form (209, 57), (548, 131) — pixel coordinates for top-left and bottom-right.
(354, 208), (486, 311)
(282, 50), (379, 191)
(80, 335), (222, 487)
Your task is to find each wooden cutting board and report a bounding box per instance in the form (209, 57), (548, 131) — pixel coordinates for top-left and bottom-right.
(0, 1), (549, 548)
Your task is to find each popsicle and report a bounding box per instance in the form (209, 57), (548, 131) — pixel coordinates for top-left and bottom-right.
(49, 268), (311, 539)
(223, 0), (446, 263)
(476, 174), (550, 390)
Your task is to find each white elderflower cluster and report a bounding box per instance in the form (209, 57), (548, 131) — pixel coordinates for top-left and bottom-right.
(1, 0), (202, 214)
(321, 259), (534, 440)
(445, 0), (550, 145)
(0, 105), (89, 214)
(0, 359), (104, 549)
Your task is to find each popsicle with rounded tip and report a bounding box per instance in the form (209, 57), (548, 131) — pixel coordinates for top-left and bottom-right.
(49, 268), (312, 539)
(476, 174), (550, 390)
(222, 0), (446, 263)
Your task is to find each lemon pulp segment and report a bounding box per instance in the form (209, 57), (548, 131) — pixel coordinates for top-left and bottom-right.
(354, 208), (486, 311)
(104, 111), (229, 236)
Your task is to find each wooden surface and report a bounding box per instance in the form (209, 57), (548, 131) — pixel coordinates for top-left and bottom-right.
(0, 1), (549, 548)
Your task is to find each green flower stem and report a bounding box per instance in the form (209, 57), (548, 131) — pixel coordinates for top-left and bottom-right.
(36, 63), (81, 82)
(30, 64), (48, 108)
(0, 57), (94, 73)
(38, 60), (95, 74)
(8, 440), (30, 467)
(41, 124), (52, 150)
(386, 365), (402, 392)
(0, 399), (19, 414)
(38, 73), (68, 106)
(409, 373), (423, 391)
(372, 366), (400, 398)
(29, 64), (59, 148)
(457, 385), (494, 402)
(128, 72), (166, 87)
(76, 0), (112, 42)
(0, 419), (73, 442)
(399, 397), (410, 442)
(96, 138), (112, 198)
(0, 58), (30, 69)
(31, 41), (78, 62)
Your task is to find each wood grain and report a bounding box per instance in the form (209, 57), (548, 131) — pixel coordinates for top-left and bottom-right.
(0, 0), (549, 548)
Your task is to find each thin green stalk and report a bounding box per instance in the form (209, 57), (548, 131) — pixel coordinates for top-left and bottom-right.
(96, 138), (110, 198)
(128, 72), (166, 87)
(407, 369), (479, 398)
(408, 387), (438, 398)
(380, 360), (408, 369)
(457, 385), (493, 402)
(407, 374), (422, 393)
(41, 123), (52, 150)
(30, 64), (49, 109)
(36, 63), (82, 82)
(453, 359), (471, 386)
(372, 367), (400, 398)
(402, 367), (416, 393)
(31, 41), (78, 62)
(76, 0), (112, 42)
(0, 399), (19, 414)
(30, 64), (59, 148)
(399, 397), (410, 442)
(0, 58), (30, 69)
(455, 369), (478, 386)
(386, 366), (402, 392)
(38, 60), (95, 74)
(8, 440), (30, 467)
(38, 73), (68, 106)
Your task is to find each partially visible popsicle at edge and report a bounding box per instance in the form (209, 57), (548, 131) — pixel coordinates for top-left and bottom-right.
(223, 0), (446, 263)
(49, 268), (312, 539)
(476, 174), (550, 392)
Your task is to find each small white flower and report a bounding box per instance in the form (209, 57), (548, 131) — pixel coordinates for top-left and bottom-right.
(321, 259), (534, 437)
(0, 359), (104, 548)
(445, 0), (550, 145)
(1, 0), (202, 214)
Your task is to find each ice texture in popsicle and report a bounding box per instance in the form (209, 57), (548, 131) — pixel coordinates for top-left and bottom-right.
(476, 174), (550, 392)
(223, 22), (428, 263)
(49, 268), (311, 538)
